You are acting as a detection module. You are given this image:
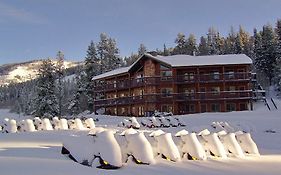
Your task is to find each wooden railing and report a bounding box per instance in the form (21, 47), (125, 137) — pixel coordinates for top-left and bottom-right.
(94, 90), (252, 107)
(93, 73), (251, 92)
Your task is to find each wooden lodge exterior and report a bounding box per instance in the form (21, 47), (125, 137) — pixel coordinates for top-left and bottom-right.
(92, 54), (254, 117)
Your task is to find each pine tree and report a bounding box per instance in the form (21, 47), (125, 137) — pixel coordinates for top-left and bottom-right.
(254, 24), (278, 85)
(138, 43), (147, 55)
(34, 59), (59, 118)
(198, 36), (209, 55)
(56, 51), (65, 117)
(224, 26), (237, 54)
(68, 74), (83, 115)
(186, 34), (197, 55)
(84, 41), (99, 112)
(163, 44), (170, 56)
(173, 33), (186, 55)
(274, 19), (281, 94)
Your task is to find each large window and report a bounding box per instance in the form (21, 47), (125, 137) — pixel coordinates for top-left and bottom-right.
(161, 105), (173, 113)
(211, 71), (220, 80)
(211, 87), (220, 95)
(160, 64), (172, 80)
(226, 103), (236, 112)
(161, 88), (173, 97)
(211, 103), (220, 112)
(225, 71), (235, 79)
(184, 72), (195, 81)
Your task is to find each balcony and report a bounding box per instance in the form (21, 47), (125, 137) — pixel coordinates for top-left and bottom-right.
(93, 72), (251, 92)
(94, 90), (252, 107)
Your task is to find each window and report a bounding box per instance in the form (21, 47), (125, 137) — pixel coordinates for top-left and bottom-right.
(160, 64), (172, 80)
(136, 74), (144, 83)
(226, 86), (236, 94)
(211, 103), (220, 112)
(161, 105), (173, 113)
(201, 104), (207, 113)
(186, 104), (195, 113)
(184, 88), (195, 99)
(138, 106), (144, 116)
(211, 71), (220, 80)
(184, 72), (195, 81)
(211, 87), (220, 95)
(226, 103), (236, 112)
(225, 71), (235, 79)
(240, 103), (248, 111)
(161, 88), (173, 97)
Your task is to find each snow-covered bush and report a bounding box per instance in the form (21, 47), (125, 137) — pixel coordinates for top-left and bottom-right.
(23, 119), (36, 132)
(60, 118), (69, 130)
(42, 118), (53, 130)
(84, 118), (95, 129)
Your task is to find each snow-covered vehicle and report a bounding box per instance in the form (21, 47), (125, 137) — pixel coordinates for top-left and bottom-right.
(119, 117), (141, 129)
(84, 118), (96, 129)
(51, 117), (61, 130)
(60, 118), (69, 130)
(140, 118), (154, 128)
(74, 118), (87, 130)
(42, 118), (53, 130)
(150, 116), (161, 128)
(177, 132), (207, 160)
(119, 129), (155, 165)
(236, 132), (260, 155)
(153, 132), (181, 162)
(19, 119), (36, 132)
(61, 130), (122, 169)
(158, 117), (170, 127)
(219, 133), (244, 157)
(200, 133), (227, 158)
(2, 118), (17, 133)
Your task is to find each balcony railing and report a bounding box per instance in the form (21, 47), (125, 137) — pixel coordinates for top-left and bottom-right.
(93, 72), (251, 92)
(94, 90), (252, 107)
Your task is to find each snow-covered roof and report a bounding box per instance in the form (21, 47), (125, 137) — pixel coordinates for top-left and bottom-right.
(92, 54), (252, 80)
(92, 66), (130, 80)
(155, 54), (252, 67)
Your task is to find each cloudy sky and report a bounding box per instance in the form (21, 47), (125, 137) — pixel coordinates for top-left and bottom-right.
(0, 0), (280, 64)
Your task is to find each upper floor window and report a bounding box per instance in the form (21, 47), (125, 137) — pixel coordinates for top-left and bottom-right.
(184, 72), (195, 81)
(211, 87), (220, 95)
(225, 71), (235, 79)
(211, 71), (220, 80)
(161, 88), (173, 97)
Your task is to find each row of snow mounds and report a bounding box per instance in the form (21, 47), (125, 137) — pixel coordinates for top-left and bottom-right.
(0, 117), (96, 133)
(118, 116), (186, 129)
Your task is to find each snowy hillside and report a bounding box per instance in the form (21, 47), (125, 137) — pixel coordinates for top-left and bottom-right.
(0, 60), (79, 85)
(1, 100), (281, 175)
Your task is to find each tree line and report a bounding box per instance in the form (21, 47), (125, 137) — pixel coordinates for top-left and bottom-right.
(0, 19), (281, 117)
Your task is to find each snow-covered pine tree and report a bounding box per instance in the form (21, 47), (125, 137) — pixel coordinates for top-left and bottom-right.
(34, 59), (59, 118)
(224, 26), (237, 54)
(138, 43), (147, 56)
(198, 36), (209, 55)
(84, 41), (99, 112)
(274, 19), (281, 95)
(186, 34), (197, 55)
(173, 33), (187, 55)
(254, 24), (278, 85)
(163, 44), (170, 56)
(55, 51), (65, 117)
(68, 74), (83, 115)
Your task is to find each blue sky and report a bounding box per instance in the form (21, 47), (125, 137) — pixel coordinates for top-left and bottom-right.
(0, 0), (281, 65)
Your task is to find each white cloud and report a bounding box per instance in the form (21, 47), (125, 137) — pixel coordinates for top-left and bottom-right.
(0, 2), (47, 24)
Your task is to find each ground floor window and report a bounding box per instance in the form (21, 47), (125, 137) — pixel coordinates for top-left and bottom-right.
(226, 103), (236, 112)
(161, 105), (173, 113)
(211, 103), (220, 112)
(200, 103), (207, 113)
(240, 103), (248, 111)
(138, 106), (144, 116)
(161, 88), (173, 97)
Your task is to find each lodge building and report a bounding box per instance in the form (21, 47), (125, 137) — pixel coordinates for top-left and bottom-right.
(92, 54), (254, 117)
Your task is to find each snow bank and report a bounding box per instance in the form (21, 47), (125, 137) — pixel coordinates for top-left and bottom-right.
(180, 133), (207, 160)
(219, 133), (244, 157)
(154, 133), (181, 162)
(33, 117), (43, 130)
(67, 119), (76, 130)
(51, 117), (61, 130)
(175, 129), (189, 137)
(8, 119), (17, 133)
(74, 118), (87, 130)
(23, 119), (36, 132)
(130, 117), (140, 129)
(236, 133), (260, 155)
(201, 133), (227, 158)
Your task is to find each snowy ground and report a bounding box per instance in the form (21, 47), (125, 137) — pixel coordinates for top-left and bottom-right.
(1, 100), (281, 175)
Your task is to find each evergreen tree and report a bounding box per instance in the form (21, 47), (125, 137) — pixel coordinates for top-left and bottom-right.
(34, 59), (59, 118)
(138, 43), (147, 55)
(224, 26), (237, 54)
(173, 33), (186, 55)
(274, 19), (281, 94)
(55, 51), (65, 117)
(198, 36), (209, 55)
(84, 41), (99, 112)
(254, 24), (278, 85)
(163, 44), (170, 56)
(68, 74), (83, 115)
(186, 34), (197, 55)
